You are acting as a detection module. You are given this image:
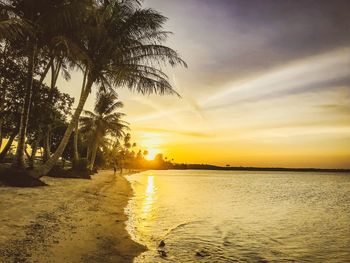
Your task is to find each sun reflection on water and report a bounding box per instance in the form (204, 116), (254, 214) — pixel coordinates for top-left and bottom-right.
(146, 176), (154, 194)
(141, 176), (156, 223)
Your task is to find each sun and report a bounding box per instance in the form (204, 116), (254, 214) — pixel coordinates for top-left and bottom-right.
(145, 149), (158, 161)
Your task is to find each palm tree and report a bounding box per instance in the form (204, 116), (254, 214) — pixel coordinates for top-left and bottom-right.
(31, 0), (186, 178)
(80, 91), (128, 171)
(1, 0), (93, 169)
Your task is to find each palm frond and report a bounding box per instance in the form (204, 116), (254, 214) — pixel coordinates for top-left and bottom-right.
(81, 110), (96, 118)
(103, 100), (123, 115)
(0, 18), (32, 40)
(60, 61), (71, 81)
(121, 44), (187, 68)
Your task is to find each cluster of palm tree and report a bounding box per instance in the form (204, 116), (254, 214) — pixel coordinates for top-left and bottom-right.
(0, 0), (186, 182)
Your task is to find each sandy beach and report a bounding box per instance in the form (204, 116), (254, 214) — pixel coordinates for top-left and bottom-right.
(0, 170), (146, 263)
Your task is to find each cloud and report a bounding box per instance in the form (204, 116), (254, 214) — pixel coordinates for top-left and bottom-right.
(145, 0), (350, 98)
(317, 104), (350, 115)
(202, 48), (350, 109)
(135, 126), (214, 138)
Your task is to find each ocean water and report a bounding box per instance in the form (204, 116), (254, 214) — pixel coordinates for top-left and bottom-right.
(125, 170), (350, 263)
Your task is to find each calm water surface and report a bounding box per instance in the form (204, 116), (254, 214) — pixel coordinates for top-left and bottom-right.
(126, 170), (350, 262)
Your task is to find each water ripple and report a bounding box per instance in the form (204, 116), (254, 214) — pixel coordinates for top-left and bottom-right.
(126, 170), (350, 263)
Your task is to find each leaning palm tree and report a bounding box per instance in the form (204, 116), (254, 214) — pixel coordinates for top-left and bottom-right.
(80, 91), (129, 171)
(31, 0), (186, 178)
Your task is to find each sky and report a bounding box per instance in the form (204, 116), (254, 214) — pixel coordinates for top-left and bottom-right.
(58, 0), (350, 168)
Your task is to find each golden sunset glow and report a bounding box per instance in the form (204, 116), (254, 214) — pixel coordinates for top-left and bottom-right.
(144, 149), (158, 161)
(2, 1), (350, 263)
(55, 1), (350, 169)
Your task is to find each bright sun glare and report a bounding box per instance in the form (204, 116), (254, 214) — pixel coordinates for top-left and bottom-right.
(145, 149), (158, 161)
(141, 133), (164, 161)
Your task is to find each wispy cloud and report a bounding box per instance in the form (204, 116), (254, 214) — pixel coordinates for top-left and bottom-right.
(202, 48), (350, 109)
(317, 104), (350, 115)
(135, 126), (214, 138)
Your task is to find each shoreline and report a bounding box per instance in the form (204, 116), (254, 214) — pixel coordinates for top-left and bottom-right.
(0, 170), (146, 263)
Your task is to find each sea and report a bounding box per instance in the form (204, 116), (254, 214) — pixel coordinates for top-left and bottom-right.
(125, 170), (350, 263)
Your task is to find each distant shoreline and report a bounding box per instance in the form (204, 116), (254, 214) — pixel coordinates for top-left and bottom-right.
(170, 164), (350, 173)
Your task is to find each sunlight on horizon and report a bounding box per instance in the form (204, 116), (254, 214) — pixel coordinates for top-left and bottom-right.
(139, 132), (164, 161)
(144, 149), (159, 161)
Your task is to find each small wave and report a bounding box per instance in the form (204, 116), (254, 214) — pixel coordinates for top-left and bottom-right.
(163, 220), (207, 238)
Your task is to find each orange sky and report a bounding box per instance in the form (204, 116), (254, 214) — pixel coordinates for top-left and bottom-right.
(56, 0), (350, 169)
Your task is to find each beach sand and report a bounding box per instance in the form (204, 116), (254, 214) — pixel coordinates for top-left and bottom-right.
(0, 170), (146, 263)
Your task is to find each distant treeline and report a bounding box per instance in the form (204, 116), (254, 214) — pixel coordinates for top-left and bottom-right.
(170, 164), (350, 173)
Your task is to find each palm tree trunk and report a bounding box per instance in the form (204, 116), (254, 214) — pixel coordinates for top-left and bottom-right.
(24, 144), (30, 159)
(31, 76), (94, 178)
(0, 42), (8, 150)
(12, 42), (37, 168)
(72, 68), (87, 166)
(0, 94), (5, 150)
(87, 141), (98, 171)
(0, 131), (17, 162)
(72, 124), (79, 165)
(28, 132), (42, 168)
(42, 128), (51, 162)
(86, 146), (91, 160)
(39, 57), (53, 85)
(28, 141), (38, 169)
(0, 118), (3, 149)
(40, 59), (61, 164)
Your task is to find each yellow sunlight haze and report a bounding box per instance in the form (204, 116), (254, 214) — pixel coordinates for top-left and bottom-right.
(145, 149), (158, 161)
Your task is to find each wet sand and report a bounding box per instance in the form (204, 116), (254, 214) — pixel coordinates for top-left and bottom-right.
(0, 170), (146, 263)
